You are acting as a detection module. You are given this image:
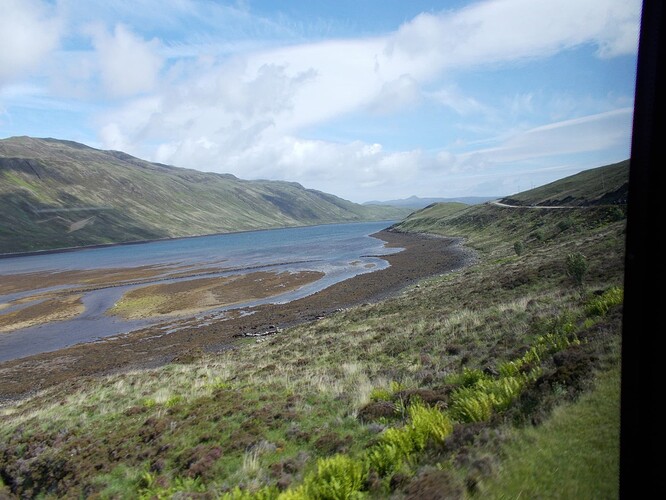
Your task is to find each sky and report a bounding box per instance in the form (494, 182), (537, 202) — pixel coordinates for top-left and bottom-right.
(0, 0), (641, 203)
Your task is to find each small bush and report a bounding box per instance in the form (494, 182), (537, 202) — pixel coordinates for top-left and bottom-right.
(407, 402), (454, 450)
(458, 368), (488, 387)
(209, 377), (233, 390)
(142, 398), (157, 408)
(513, 241), (524, 256)
(367, 401), (453, 476)
(367, 428), (414, 476)
(566, 252), (588, 286)
(557, 217), (575, 232)
(449, 374), (534, 423)
(303, 454), (366, 499)
(449, 388), (494, 423)
(223, 486), (281, 499)
(607, 206), (625, 221)
(369, 381), (405, 402)
(165, 395), (182, 408)
(139, 473), (206, 500)
(478, 376), (528, 412)
(498, 359), (523, 378)
(369, 387), (393, 402)
(449, 329), (583, 424)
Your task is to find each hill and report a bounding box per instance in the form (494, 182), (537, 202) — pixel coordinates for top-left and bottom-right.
(394, 160), (629, 246)
(498, 159), (629, 207)
(364, 195), (500, 209)
(0, 137), (411, 254)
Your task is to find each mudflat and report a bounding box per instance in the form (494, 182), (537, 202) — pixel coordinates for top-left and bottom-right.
(0, 295), (85, 333)
(0, 230), (476, 401)
(109, 270), (325, 320)
(0, 263), (233, 332)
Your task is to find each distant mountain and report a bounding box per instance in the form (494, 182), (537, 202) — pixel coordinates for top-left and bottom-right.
(0, 137), (411, 254)
(499, 160), (629, 207)
(363, 195), (501, 209)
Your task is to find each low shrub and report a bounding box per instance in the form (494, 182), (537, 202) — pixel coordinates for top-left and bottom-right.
(566, 252), (588, 286)
(557, 217), (575, 232)
(585, 287), (623, 317)
(369, 381), (405, 402)
(449, 388), (494, 423)
(302, 454), (366, 500)
(456, 367), (489, 387)
(139, 472), (206, 500)
(407, 402), (454, 449)
(367, 428), (414, 476)
(223, 486), (281, 499)
(367, 401), (453, 476)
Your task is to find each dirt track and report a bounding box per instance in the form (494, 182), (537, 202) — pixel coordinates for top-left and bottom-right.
(0, 230), (476, 402)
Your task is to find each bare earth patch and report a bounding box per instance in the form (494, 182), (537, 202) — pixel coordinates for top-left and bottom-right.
(109, 271), (325, 320)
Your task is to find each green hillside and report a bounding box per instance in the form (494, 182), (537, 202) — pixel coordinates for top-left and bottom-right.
(394, 160), (629, 254)
(499, 159), (629, 207)
(0, 137), (410, 253)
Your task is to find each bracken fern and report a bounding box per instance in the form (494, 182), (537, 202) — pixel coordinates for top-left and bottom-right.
(302, 454), (367, 500)
(585, 286), (623, 317)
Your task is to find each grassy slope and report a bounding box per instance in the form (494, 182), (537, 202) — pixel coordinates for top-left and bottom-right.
(0, 137), (410, 253)
(0, 163), (626, 498)
(499, 159), (629, 206)
(481, 366), (620, 499)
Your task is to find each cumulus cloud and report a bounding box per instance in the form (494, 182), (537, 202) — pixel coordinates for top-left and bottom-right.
(102, 0), (638, 148)
(0, 0), (61, 85)
(386, 0), (640, 68)
(87, 24), (164, 97)
(219, 136), (428, 196)
(235, 108), (633, 200)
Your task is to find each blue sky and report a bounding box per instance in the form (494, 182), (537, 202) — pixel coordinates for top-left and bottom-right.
(0, 0), (641, 202)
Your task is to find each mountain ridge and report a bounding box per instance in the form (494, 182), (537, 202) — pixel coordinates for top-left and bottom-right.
(0, 136), (411, 254)
(498, 159), (629, 207)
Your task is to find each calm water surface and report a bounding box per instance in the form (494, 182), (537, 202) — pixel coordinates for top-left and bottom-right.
(0, 221), (399, 361)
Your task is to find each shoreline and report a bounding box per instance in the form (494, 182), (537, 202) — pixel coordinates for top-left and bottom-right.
(0, 230), (476, 402)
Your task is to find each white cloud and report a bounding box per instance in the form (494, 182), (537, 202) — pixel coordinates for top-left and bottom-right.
(87, 24), (164, 97)
(98, 0), (639, 151)
(247, 38), (390, 131)
(505, 93), (536, 117)
(460, 107), (634, 165)
(367, 74), (422, 115)
(1, 0), (637, 201)
(387, 0), (641, 69)
(0, 0), (62, 85)
(235, 108), (633, 200)
(427, 86), (488, 116)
